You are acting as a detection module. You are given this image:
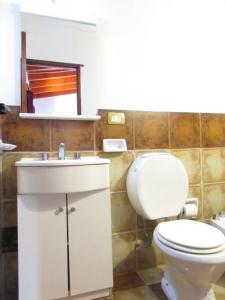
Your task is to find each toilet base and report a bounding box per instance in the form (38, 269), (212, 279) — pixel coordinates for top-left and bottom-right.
(161, 277), (176, 300)
(161, 277), (216, 300)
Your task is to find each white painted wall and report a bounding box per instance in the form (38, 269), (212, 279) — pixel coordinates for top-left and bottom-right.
(97, 0), (225, 113)
(0, 1), (20, 106)
(20, 0), (97, 24)
(15, 0), (225, 112)
(21, 13), (97, 115)
(33, 94), (77, 115)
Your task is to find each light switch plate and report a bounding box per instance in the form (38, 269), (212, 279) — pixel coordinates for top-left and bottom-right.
(108, 112), (125, 125)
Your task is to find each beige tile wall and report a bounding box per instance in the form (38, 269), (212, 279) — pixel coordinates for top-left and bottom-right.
(99, 149), (212, 275)
(2, 109), (225, 278)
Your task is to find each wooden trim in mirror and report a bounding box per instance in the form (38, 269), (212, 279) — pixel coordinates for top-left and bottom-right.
(76, 66), (81, 115)
(21, 31), (27, 113)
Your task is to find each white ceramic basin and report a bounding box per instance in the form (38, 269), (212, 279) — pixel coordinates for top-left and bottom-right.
(15, 156), (109, 167)
(16, 156), (110, 194)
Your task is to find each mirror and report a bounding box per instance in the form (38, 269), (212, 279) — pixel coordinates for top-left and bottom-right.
(21, 13), (97, 116)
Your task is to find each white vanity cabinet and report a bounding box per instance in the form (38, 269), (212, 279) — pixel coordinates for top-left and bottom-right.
(68, 191), (112, 297)
(18, 194), (68, 299)
(16, 158), (113, 300)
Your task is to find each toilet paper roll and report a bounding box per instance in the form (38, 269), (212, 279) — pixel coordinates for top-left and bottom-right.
(182, 204), (198, 218)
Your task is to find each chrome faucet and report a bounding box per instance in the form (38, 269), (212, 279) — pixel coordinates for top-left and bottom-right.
(58, 142), (65, 160)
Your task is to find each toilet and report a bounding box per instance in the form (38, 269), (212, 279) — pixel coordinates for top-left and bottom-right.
(126, 153), (225, 300)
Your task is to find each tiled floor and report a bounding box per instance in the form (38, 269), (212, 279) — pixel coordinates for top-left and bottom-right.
(113, 285), (166, 300)
(112, 267), (166, 300)
(110, 266), (225, 300)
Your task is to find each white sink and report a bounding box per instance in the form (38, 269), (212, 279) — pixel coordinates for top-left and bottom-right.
(16, 156), (110, 194)
(15, 156), (109, 167)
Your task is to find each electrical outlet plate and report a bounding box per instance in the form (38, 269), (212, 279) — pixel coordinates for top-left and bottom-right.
(108, 112), (125, 125)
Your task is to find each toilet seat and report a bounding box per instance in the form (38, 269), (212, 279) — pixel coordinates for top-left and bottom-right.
(155, 219), (225, 254)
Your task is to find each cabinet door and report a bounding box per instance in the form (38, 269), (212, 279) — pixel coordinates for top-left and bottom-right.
(18, 194), (68, 300)
(68, 189), (113, 296)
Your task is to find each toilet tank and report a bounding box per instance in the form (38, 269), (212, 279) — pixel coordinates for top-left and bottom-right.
(126, 153), (188, 220)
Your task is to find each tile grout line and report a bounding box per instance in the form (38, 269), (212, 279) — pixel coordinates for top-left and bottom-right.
(93, 121), (97, 153)
(112, 227), (154, 237)
(200, 147), (204, 220)
(129, 112), (139, 275)
(199, 113), (202, 148)
(203, 181), (225, 186)
(49, 120), (52, 152)
(133, 111), (136, 150)
(199, 114), (202, 219)
(168, 112), (171, 149)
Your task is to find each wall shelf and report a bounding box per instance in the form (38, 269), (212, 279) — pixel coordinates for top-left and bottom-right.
(19, 113), (101, 121)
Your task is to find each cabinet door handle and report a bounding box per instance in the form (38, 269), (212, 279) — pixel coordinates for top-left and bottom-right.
(55, 207), (64, 215)
(69, 207), (76, 213)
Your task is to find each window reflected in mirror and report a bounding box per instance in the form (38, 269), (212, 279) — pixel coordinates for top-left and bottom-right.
(23, 58), (83, 115)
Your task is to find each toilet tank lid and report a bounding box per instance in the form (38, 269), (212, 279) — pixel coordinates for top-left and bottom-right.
(156, 220), (225, 250)
(126, 153), (189, 219)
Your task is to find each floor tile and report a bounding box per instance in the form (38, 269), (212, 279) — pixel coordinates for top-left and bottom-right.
(113, 272), (145, 292)
(214, 272), (225, 300)
(137, 266), (164, 285)
(150, 283), (167, 300)
(213, 284), (225, 300)
(113, 285), (164, 300)
(112, 270), (225, 300)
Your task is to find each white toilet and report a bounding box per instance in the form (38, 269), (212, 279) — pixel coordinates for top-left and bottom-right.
(126, 153), (225, 300)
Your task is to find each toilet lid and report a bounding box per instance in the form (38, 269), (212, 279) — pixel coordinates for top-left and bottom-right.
(156, 220), (225, 253)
